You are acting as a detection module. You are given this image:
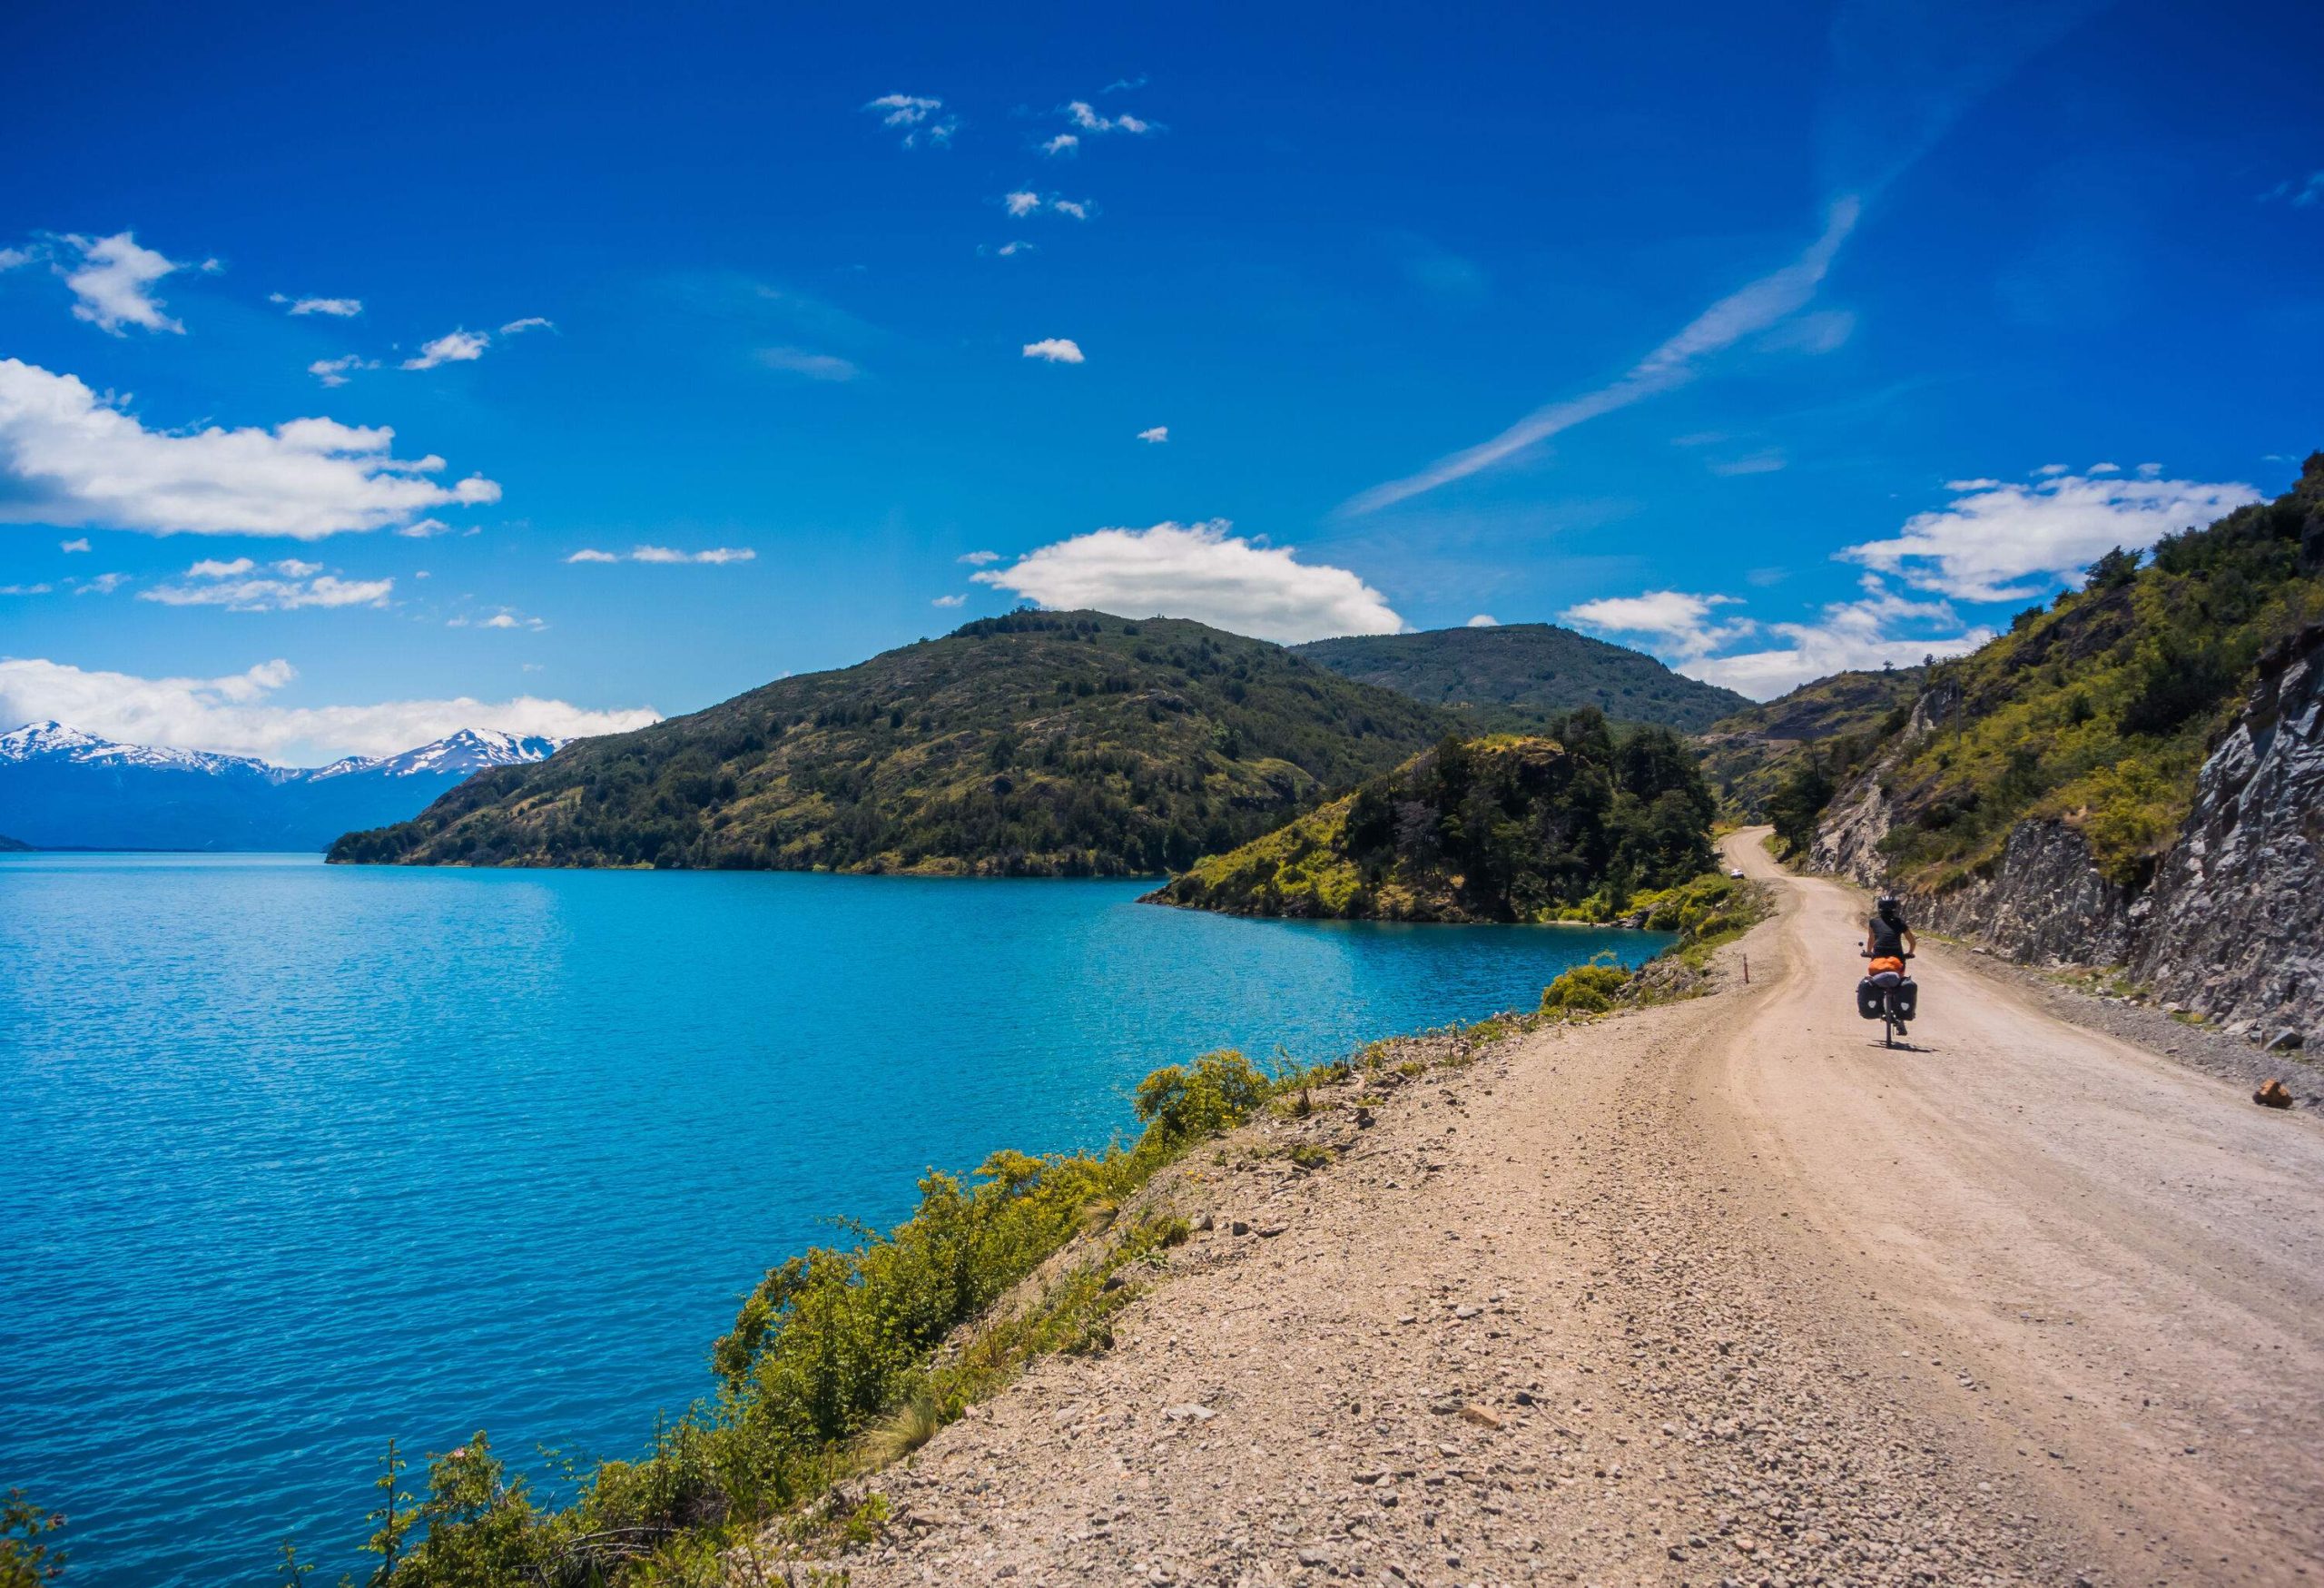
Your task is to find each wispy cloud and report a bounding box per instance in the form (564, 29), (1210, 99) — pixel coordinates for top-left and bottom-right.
(757, 345), (861, 381)
(931, 593), (967, 607)
(59, 538), (90, 553)
(141, 556), (395, 611)
(0, 655), (656, 764)
(1000, 191), (1094, 222)
(271, 293), (363, 317)
(1137, 426), (1169, 444)
(864, 93), (957, 148)
(1022, 337), (1085, 364)
(973, 519), (1403, 644)
(310, 353), (379, 387)
(1341, 198), (1860, 515)
(957, 550), (1000, 566)
(1041, 134), (1079, 157)
(1063, 100), (1158, 136)
(567, 545), (756, 566)
(401, 329), (489, 370)
(0, 357), (498, 538)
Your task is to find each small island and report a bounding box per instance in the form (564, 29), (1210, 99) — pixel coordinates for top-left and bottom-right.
(1144, 711), (1716, 922)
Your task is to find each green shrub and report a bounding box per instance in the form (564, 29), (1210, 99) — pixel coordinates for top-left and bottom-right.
(1541, 961), (1630, 1014)
(1133, 1050), (1271, 1145)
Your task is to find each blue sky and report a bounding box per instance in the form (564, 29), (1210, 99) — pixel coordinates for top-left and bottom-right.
(2, 0), (2319, 759)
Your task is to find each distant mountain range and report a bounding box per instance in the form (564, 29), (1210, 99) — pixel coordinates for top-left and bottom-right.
(0, 723), (564, 851)
(1294, 623), (1750, 733)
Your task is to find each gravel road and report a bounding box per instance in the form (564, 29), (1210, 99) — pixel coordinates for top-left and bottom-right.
(833, 829), (2324, 1587)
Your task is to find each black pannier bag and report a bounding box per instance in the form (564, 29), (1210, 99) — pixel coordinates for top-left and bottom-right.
(1893, 976), (1918, 1021)
(1857, 976), (1887, 1020)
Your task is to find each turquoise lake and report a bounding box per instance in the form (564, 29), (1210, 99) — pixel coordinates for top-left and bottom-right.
(0, 853), (1671, 1585)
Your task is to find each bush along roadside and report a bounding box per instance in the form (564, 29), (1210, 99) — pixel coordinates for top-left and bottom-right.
(1541, 871), (1772, 1015)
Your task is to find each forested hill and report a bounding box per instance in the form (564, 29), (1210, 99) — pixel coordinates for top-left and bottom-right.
(1695, 666), (1925, 822)
(1147, 714), (1717, 922)
(1294, 623), (1750, 732)
(329, 612), (1458, 874)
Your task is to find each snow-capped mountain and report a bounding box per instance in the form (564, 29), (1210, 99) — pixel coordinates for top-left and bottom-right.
(0, 723), (566, 851)
(307, 727), (566, 782)
(0, 720), (289, 780)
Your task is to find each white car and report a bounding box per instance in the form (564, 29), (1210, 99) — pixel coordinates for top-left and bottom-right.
(1728, 866), (1746, 879)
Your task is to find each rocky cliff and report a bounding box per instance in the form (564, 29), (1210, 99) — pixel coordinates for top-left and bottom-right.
(2129, 623), (2323, 1041)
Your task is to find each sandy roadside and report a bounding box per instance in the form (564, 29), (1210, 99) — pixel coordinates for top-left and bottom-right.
(813, 832), (2324, 1588)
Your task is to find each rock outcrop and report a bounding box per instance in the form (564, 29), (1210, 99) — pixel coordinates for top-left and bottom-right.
(2130, 622), (2324, 1035)
(1809, 625), (2324, 1041)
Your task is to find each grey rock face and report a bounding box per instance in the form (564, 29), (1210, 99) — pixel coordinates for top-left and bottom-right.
(1908, 818), (2139, 968)
(2131, 623), (2324, 1032)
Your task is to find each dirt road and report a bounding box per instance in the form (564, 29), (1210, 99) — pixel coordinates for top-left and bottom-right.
(840, 833), (2324, 1586)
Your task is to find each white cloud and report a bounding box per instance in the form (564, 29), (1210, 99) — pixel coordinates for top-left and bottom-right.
(449, 607), (546, 631)
(274, 295), (362, 317)
(60, 232), (189, 334)
(3, 583), (54, 596)
(0, 655), (656, 764)
(1063, 101), (1158, 136)
(498, 316), (553, 335)
(0, 247), (30, 271)
(1840, 468), (2261, 602)
(309, 354), (379, 387)
(985, 241), (1034, 258)
(758, 346), (861, 381)
(1001, 192), (1093, 221)
(864, 94), (957, 147)
(1023, 338), (1085, 364)
(2035, 462), (2070, 476)
(1709, 450), (1787, 477)
(395, 518), (455, 539)
(958, 549), (1000, 566)
(59, 538), (90, 553)
(76, 572), (129, 596)
(932, 593), (967, 607)
(1466, 614), (1498, 627)
(0, 358), (500, 538)
(1137, 426), (1169, 443)
(1678, 584), (1994, 699)
(1561, 589), (1753, 659)
(1041, 134), (1079, 157)
(142, 556), (394, 611)
(1343, 197), (1861, 515)
(401, 330), (489, 370)
(580, 545), (759, 566)
(972, 519), (1404, 644)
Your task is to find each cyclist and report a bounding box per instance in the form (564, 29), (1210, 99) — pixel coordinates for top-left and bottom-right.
(1864, 892), (1915, 1031)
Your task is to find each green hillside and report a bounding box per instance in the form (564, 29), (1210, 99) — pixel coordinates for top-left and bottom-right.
(329, 612), (1457, 874)
(1146, 714), (1716, 922)
(1795, 452), (2324, 886)
(1294, 623), (1750, 732)
(0, 833), (30, 853)
(1696, 666), (1924, 823)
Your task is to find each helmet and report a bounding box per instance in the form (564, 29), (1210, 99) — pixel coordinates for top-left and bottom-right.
(1876, 892), (1900, 909)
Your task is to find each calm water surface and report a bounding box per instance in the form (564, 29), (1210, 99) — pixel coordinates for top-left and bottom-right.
(0, 853), (1669, 1585)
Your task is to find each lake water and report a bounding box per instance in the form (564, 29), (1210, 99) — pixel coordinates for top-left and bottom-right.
(0, 853), (1669, 1585)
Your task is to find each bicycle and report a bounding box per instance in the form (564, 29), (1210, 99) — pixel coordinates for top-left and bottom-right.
(1856, 949), (1919, 1049)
